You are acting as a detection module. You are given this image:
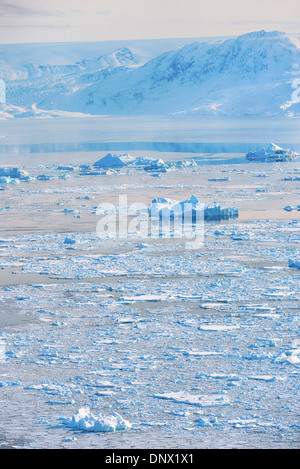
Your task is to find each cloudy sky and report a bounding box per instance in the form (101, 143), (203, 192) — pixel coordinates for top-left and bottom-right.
(0, 0), (299, 44)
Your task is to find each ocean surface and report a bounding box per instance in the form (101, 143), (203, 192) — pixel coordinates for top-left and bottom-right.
(0, 116), (300, 155)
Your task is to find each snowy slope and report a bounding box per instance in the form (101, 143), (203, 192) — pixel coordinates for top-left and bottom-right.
(4, 30), (300, 117)
(0, 36), (227, 81)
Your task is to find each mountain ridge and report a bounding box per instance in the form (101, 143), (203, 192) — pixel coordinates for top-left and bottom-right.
(3, 30), (300, 117)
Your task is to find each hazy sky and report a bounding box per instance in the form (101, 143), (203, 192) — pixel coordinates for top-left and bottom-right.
(0, 0), (299, 44)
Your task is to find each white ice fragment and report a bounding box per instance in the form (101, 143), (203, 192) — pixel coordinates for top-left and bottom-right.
(197, 417), (212, 426)
(183, 350), (223, 357)
(228, 418), (257, 428)
(198, 324), (239, 332)
(153, 391), (230, 407)
(247, 375), (277, 382)
(62, 406), (131, 432)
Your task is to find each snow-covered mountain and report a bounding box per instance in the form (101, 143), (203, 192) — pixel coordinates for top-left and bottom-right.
(3, 30), (300, 117)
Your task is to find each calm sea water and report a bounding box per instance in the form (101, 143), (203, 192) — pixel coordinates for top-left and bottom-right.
(0, 116), (300, 154)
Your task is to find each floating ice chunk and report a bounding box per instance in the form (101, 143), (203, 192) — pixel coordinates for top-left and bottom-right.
(198, 324), (239, 332)
(25, 382), (82, 395)
(149, 196), (238, 221)
(132, 156), (155, 166)
(0, 176), (19, 184)
(208, 177), (230, 181)
(199, 302), (227, 309)
(0, 381), (21, 387)
(183, 350), (223, 357)
(289, 259), (300, 269)
(246, 143), (298, 162)
(56, 165), (77, 172)
(153, 391), (230, 407)
(119, 294), (163, 303)
(36, 174), (52, 181)
(64, 236), (76, 245)
(85, 380), (115, 388)
(136, 243), (150, 249)
(197, 417), (213, 427)
(228, 418), (257, 428)
(144, 159), (168, 172)
(0, 167), (30, 180)
(274, 350), (300, 365)
(61, 406), (131, 432)
(94, 153), (136, 168)
(247, 375), (277, 382)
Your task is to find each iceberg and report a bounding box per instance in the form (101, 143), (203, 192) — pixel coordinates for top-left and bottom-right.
(61, 406), (132, 432)
(0, 176), (19, 184)
(149, 196), (238, 221)
(0, 167), (30, 180)
(246, 143), (299, 162)
(144, 158), (169, 172)
(289, 259), (300, 269)
(64, 236), (76, 245)
(94, 153), (136, 168)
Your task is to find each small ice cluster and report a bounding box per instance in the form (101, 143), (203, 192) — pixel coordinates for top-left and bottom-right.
(61, 406), (132, 432)
(93, 153), (197, 172)
(0, 167), (31, 184)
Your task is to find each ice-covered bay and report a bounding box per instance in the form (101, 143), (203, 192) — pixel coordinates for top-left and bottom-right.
(0, 126), (299, 448)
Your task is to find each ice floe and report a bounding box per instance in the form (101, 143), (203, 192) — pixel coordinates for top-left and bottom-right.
(153, 391), (230, 407)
